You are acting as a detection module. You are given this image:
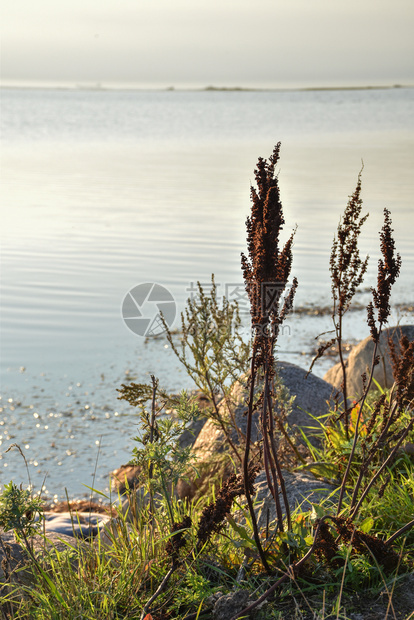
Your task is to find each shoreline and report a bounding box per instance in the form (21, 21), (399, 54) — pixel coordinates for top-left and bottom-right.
(1, 305), (413, 501)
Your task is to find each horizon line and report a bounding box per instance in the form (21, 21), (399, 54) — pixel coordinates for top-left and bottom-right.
(1, 80), (413, 94)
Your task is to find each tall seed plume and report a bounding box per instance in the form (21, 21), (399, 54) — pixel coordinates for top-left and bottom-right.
(241, 143), (298, 369)
(367, 208), (402, 342)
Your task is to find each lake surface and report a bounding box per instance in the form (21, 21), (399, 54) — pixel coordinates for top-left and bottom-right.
(1, 86), (413, 498)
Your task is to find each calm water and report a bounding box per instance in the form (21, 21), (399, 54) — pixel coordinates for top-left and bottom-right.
(1, 87), (413, 498)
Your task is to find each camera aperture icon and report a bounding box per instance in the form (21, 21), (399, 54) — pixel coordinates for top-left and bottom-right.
(122, 283), (176, 337)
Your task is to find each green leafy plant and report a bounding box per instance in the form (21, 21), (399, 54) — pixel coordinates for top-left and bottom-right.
(0, 481), (43, 540)
(162, 275), (251, 463)
(302, 390), (414, 484)
(117, 376), (201, 522)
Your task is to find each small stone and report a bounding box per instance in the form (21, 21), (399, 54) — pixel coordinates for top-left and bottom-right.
(213, 589), (250, 620)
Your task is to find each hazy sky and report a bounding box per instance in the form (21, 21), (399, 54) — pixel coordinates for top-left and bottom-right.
(2, 0), (414, 87)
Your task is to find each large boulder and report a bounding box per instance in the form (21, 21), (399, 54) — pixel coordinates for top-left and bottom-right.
(323, 325), (414, 399)
(176, 362), (337, 499)
(190, 361), (337, 460)
(277, 361), (337, 425)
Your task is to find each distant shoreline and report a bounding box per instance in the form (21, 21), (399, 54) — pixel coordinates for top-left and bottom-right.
(1, 82), (413, 94)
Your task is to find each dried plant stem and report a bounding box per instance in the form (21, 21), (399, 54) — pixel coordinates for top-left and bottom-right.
(241, 143), (297, 550)
(243, 349), (270, 573)
(149, 375), (158, 444)
(262, 412), (283, 531)
(265, 372), (292, 531)
(385, 518), (414, 546)
(336, 313), (350, 438)
(328, 170), (369, 437)
(5, 443), (32, 489)
(337, 208), (402, 517)
(140, 562), (178, 620)
(262, 369), (284, 530)
(350, 398), (399, 508)
(269, 430), (291, 531)
(336, 339), (380, 515)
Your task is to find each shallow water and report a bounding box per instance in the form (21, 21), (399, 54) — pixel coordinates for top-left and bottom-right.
(1, 87), (413, 498)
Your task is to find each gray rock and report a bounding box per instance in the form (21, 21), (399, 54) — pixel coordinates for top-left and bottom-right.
(276, 361), (337, 427)
(213, 589), (250, 620)
(253, 469), (336, 527)
(0, 532), (30, 588)
(0, 530), (88, 588)
(192, 361), (337, 459)
(177, 415), (208, 450)
(323, 325), (414, 399)
(41, 511), (110, 538)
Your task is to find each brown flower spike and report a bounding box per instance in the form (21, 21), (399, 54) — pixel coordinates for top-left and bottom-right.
(367, 208), (402, 343)
(241, 142), (298, 370)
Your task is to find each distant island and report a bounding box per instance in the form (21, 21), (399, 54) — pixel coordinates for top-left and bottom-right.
(1, 81), (412, 93)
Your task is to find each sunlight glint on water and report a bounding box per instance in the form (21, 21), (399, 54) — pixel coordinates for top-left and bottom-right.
(1, 87), (413, 496)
